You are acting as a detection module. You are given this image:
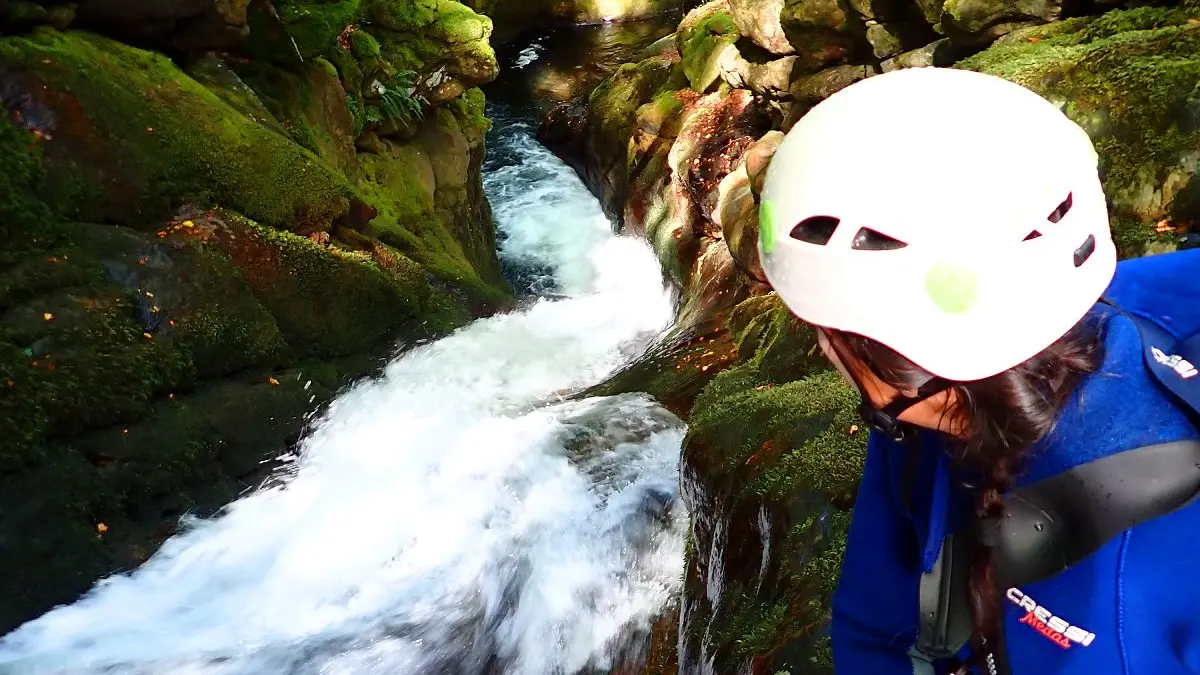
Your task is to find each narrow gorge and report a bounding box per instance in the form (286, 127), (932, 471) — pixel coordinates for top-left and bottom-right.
(1, 0), (1198, 673)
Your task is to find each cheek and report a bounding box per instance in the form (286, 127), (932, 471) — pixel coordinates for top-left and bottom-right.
(817, 335), (859, 391)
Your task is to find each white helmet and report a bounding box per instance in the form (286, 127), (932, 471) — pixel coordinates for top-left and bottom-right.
(758, 67), (1117, 382)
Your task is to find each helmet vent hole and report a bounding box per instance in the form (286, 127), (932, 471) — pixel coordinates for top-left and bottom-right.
(789, 216), (840, 245)
(851, 227), (907, 251)
(1073, 234), (1096, 267)
(1048, 193), (1073, 223)
(1024, 230), (1043, 241)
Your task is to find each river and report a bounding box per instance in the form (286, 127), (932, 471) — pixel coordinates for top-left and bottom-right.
(0, 21), (689, 675)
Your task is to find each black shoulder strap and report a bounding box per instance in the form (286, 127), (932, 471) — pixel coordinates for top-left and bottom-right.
(986, 300), (1200, 589)
(913, 300), (1200, 671)
(982, 439), (1200, 589)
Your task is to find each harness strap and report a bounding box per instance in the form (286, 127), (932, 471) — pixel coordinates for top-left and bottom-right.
(981, 439), (1200, 589)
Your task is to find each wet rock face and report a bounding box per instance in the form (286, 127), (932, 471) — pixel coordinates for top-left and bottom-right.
(678, 294), (863, 675)
(554, 1), (1200, 672)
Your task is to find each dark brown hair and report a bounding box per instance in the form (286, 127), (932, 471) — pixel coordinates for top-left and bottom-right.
(825, 316), (1105, 659)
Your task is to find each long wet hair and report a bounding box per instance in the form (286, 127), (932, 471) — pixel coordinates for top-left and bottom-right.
(824, 316), (1105, 657)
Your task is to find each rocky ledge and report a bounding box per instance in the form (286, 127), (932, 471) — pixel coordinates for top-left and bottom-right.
(556, 1), (1200, 672)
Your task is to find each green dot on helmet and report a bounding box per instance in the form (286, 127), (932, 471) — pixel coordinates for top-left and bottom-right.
(759, 200), (777, 255)
(925, 262), (980, 314)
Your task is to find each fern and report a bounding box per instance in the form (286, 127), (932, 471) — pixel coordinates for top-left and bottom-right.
(345, 93), (364, 137)
(379, 87), (424, 126)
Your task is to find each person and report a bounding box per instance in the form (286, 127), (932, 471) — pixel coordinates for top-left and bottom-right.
(756, 66), (1200, 675)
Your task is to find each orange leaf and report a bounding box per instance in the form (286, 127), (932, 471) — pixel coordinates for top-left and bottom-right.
(269, 377), (280, 385)
(43, 312), (54, 321)
(96, 523), (108, 533)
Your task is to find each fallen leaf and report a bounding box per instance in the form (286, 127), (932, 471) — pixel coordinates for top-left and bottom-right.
(43, 312), (54, 321)
(1027, 36), (1042, 43)
(269, 377), (280, 385)
(96, 523), (108, 534)
(1155, 219), (1175, 234)
(143, 332), (153, 339)
(849, 424), (860, 435)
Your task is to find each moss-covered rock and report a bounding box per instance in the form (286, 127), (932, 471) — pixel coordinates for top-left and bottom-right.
(538, 49), (687, 223)
(956, 2), (1200, 256)
(0, 29), (354, 233)
(0, 202), (454, 631)
(273, 0), (361, 58)
(353, 94), (510, 310)
(0, 354), (372, 634)
(679, 293), (861, 675)
(364, 0), (499, 105)
(229, 56), (360, 174)
(678, 0), (741, 93)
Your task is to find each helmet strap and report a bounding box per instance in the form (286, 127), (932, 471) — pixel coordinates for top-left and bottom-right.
(860, 378), (952, 444)
(822, 332), (950, 444)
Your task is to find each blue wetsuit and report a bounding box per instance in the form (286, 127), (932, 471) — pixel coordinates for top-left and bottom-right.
(831, 248), (1200, 674)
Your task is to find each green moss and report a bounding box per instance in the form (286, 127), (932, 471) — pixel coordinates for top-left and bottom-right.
(366, 0), (498, 87)
(329, 42), (366, 95)
(0, 29), (354, 233)
(449, 86), (491, 137)
(274, 0), (361, 58)
(678, 5), (740, 92)
(314, 55), (341, 81)
(364, 0), (439, 31)
(678, 291), (863, 673)
(0, 104), (58, 263)
(956, 5), (1200, 257)
(204, 212), (427, 357)
(350, 27), (382, 58)
(354, 139), (508, 307)
(186, 54), (286, 137)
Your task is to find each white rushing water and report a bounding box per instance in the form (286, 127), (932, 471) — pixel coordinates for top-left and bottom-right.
(0, 105), (688, 675)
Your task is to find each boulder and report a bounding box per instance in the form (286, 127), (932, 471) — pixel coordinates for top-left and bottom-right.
(779, 0), (869, 73)
(728, 0), (793, 55)
(942, 0), (1065, 46)
(0, 29), (354, 233)
(678, 0), (742, 93)
(364, 0), (499, 105)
